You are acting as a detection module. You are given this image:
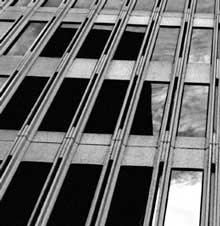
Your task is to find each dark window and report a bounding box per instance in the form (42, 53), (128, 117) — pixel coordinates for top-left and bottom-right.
(165, 0), (186, 12)
(47, 164), (102, 226)
(85, 80), (128, 134)
(10, 0), (30, 6)
(196, 0), (214, 13)
(40, 23), (78, 58)
(0, 76), (48, 130)
(72, 0), (94, 8)
(106, 166), (153, 226)
(178, 85), (209, 137)
(5, 22), (46, 56)
(188, 28), (213, 64)
(131, 82), (168, 136)
(134, 0), (155, 11)
(151, 27), (180, 62)
(164, 170), (203, 226)
(39, 78), (88, 132)
(0, 162), (51, 226)
(77, 25), (111, 59)
(113, 26), (145, 60)
(104, 0), (124, 10)
(42, 0), (63, 7)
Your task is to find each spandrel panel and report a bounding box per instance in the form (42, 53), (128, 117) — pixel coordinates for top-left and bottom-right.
(131, 82), (168, 135)
(196, 0), (214, 13)
(10, 0), (30, 6)
(178, 85), (209, 137)
(188, 29), (213, 64)
(5, 22), (46, 56)
(104, 0), (124, 10)
(134, 0), (155, 11)
(165, 0), (186, 12)
(106, 166), (153, 226)
(43, 0), (63, 7)
(164, 170), (203, 226)
(151, 27), (180, 62)
(73, 0), (94, 8)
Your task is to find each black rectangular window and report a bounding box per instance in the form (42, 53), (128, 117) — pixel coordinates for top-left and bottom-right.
(106, 166), (153, 226)
(113, 26), (145, 60)
(47, 164), (102, 226)
(151, 27), (180, 62)
(40, 23), (78, 58)
(42, 0), (63, 7)
(178, 84), (209, 137)
(131, 82), (168, 136)
(5, 22), (46, 56)
(85, 80), (128, 134)
(0, 76), (48, 130)
(10, 0), (30, 6)
(0, 162), (51, 226)
(76, 25), (112, 59)
(39, 78), (88, 132)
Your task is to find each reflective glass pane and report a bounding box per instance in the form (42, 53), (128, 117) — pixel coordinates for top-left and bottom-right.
(131, 82), (168, 135)
(152, 27), (180, 62)
(104, 0), (124, 9)
(165, 0), (185, 12)
(43, 0), (63, 7)
(178, 85), (209, 137)
(188, 29), (213, 63)
(164, 170), (203, 226)
(134, 0), (155, 11)
(11, 0), (30, 6)
(73, 0), (94, 8)
(0, 21), (14, 39)
(196, 0), (214, 13)
(5, 22), (46, 56)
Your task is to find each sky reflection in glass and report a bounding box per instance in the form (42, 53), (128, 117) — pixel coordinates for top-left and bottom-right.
(164, 170), (202, 226)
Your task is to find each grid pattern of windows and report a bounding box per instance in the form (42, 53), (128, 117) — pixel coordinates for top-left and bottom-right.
(0, 0), (218, 226)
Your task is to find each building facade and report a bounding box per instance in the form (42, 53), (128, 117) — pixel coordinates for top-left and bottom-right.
(0, 0), (217, 225)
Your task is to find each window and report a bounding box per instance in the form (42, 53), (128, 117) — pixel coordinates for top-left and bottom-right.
(10, 0), (30, 6)
(113, 26), (145, 60)
(47, 164), (102, 226)
(5, 22), (46, 56)
(42, 0), (63, 7)
(39, 78), (88, 132)
(0, 76), (48, 130)
(178, 84), (209, 137)
(0, 20), (14, 40)
(72, 0), (94, 8)
(106, 166), (153, 226)
(188, 28), (213, 64)
(164, 170), (203, 226)
(196, 0), (214, 13)
(165, 0), (186, 12)
(76, 25), (112, 59)
(40, 23), (78, 58)
(85, 80), (128, 134)
(134, 0), (155, 11)
(151, 27), (180, 62)
(0, 162), (51, 226)
(104, 0), (124, 10)
(131, 82), (168, 136)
